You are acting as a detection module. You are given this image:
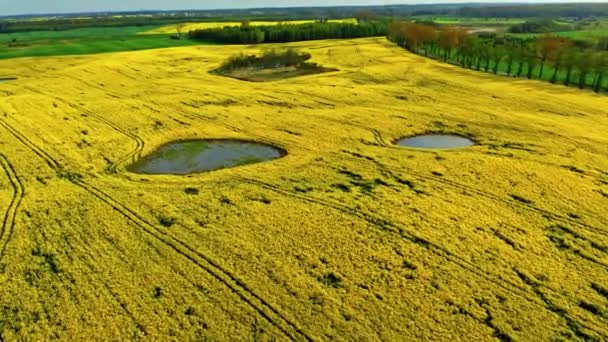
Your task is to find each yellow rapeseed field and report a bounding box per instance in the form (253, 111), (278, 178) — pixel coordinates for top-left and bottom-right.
(0, 37), (607, 341)
(143, 19), (358, 34)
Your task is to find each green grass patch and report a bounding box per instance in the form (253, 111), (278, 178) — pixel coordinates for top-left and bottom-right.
(0, 25), (208, 59)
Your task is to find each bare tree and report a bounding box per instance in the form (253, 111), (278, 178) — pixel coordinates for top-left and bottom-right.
(592, 52), (607, 93)
(545, 38), (570, 83)
(562, 48), (578, 86)
(537, 34), (563, 79)
(176, 23), (187, 37)
(354, 10), (375, 24)
(577, 50), (594, 89)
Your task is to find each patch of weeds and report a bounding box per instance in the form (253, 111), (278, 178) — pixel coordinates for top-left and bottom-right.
(395, 177), (415, 189)
(159, 216), (177, 228)
(219, 196), (234, 205)
(342, 312), (353, 321)
(280, 129), (302, 136)
(255, 196), (272, 204)
(338, 170), (363, 181)
(510, 194), (533, 205)
(184, 187), (199, 195)
(567, 213), (581, 219)
(402, 260), (417, 270)
(81, 130), (89, 135)
(294, 185), (313, 193)
(152, 120), (164, 130)
(357, 283), (370, 290)
(431, 171), (444, 177)
(395, 95), (408, 100)
(185, 307), (195, 315)
(579, 301), (607, 318)
(492, 228), (520, 250)
(31, 248), (61, 274)
(195, 219), (208, 227)
(501, 142), (536, 152)
(331, 183), (352, 192)
(56, 169), (83, 182)
(309, 292), (324, 305)
(319, 272), (343, 288)
(344, 150), (376, 161)
(153, 286), (163, 298)
(76, 139), (90, 148)
(591, 283), (608, 300)
(561, 165), (585, 174)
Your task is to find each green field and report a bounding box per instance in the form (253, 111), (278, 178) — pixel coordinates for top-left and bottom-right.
(0, 26), (204, 59)
(508, 28), (608, 41)
(420, 17), (527, 26)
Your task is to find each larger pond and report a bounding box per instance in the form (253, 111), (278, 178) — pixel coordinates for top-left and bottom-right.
(128, 140), (285, 175)
(397, 134), (474, 149)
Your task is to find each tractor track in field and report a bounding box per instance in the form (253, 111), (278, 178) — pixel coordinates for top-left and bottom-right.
(162, 102), (303, 153)
(103, 99), (607, 240)
(0, 117), (312, 342)
(366, 155), (608, 238)
(126, 103), (604, 236)
(21, 85), (144, 173)
(63, 102), (144, 173)
(238, 176), (608, 339)
(0, 154), (24, 264)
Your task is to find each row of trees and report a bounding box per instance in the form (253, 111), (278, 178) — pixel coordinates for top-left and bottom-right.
(388, 22), (608, 93)
(189, 21), (388, 44)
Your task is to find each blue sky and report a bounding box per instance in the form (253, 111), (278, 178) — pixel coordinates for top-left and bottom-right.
(1, 1), (605, 16)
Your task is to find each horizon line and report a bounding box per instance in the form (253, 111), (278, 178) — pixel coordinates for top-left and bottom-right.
(1, 1), (597, 19)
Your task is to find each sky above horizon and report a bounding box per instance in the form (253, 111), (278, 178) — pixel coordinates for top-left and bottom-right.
(1, 0), (605, 16)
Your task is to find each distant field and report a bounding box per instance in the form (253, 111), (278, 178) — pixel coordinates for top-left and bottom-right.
(0, 26), (203, 59)
(0, 37), (607, 340)
(508, 28), (608, 41)
(425, 17), (608, 42)
(417, 17), (526, 26)
(143, 18), (358, 34)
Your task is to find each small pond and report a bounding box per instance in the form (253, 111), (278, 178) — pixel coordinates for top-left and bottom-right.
(397, 134), (474, 149)
(128, 140), (285, 175)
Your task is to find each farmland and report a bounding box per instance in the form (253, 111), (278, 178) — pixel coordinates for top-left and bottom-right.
(0, 26), (203, 60)
(143, 19), (358, 34)
(1, 36), (607, 340)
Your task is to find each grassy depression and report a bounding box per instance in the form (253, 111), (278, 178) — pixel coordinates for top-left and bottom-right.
(0, 37), (607, 340)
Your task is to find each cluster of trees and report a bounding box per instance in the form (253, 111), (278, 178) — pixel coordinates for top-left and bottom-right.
(508, 19), (573, 34)
(189, 21), (388, 44)
(216, 48), (312, 72)
(388, 22), (608, 92)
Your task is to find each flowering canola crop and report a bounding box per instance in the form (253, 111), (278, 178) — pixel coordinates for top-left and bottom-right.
(0, 37), (607, 340)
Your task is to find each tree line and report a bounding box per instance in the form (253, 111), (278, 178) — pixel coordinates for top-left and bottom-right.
(388, 22), (608, 93)
(188, 21), (388, 44)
